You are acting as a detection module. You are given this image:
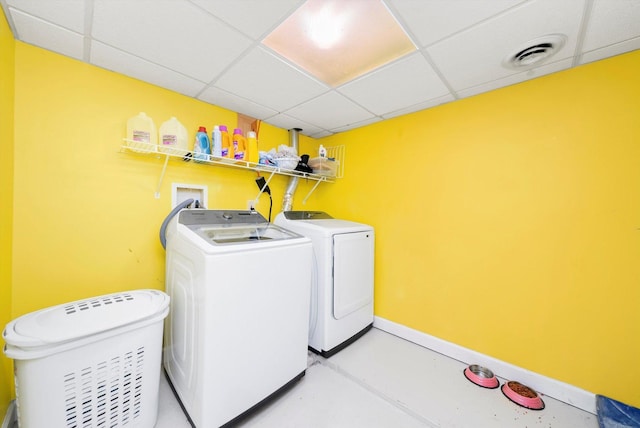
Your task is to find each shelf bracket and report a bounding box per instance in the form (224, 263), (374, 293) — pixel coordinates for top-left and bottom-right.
(301, 177), (325, 205)
(252, 170), (277, 205)
(155, 154), (170, 198)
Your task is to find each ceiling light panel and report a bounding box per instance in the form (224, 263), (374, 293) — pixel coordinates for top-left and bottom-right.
(262, 0), (416, 87)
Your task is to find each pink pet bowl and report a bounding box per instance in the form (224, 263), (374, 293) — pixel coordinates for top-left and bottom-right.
(463, 365), (500, 389)
(502, 381), (545, 410)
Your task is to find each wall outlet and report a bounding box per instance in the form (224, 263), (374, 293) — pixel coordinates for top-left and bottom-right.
(247, 200), (256, 211)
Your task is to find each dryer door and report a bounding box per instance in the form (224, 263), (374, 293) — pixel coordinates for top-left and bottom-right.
(333, 231), (374, 319)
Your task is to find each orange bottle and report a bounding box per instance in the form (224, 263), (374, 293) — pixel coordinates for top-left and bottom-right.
(220, 125), (233, 159)
(233, 128), (246, 160)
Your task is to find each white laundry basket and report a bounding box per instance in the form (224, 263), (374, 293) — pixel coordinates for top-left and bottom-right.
(3, 289), (169, 428)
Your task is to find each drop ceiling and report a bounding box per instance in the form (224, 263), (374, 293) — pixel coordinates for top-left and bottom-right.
(2, 0), (639, 137)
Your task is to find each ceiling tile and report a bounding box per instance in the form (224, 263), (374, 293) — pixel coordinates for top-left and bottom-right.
(338, 52), (450, 116)
(6, 0), (85, 33)
(215, 46), (328, 112)
(2, 0), (639, 135)
(284, 91), (375, 130)
(262, 113), (324, 137)
(381, 94), (456, 120)
(580, 37), (640, 64)
(191, 0), (304, 40)
(456, 58), (573, 98)
(92, 0), (252, 83)
(426, 0), (585, 92)
(582, 0), (640, 51)
(9, 8), (84, 60)
(308, 130), (334, 138)
(90, 41), (207, 97)
(580, 39), (640, 65)
(199, 86), (279, 120)
(387, 0), (525, 47)
(330, 117), (384, 133)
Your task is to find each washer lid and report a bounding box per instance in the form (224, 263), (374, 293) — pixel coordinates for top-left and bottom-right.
(3, 289), (169, 349)
(281, 211), (334, 220)
(193, 223), (301, 245)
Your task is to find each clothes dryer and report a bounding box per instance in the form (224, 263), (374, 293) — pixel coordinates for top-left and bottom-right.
(164, 209), (312, 427)
(275, 211), (374, 357)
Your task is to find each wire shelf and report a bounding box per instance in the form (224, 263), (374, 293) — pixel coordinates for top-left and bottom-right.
(120, 140), (344, 200)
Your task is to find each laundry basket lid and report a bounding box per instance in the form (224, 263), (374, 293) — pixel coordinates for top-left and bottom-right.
(3, 289), (169, 349)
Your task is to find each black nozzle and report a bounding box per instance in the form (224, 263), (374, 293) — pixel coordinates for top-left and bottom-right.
(255, 177), (271, 195)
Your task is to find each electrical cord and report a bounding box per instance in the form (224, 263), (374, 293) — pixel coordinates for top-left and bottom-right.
(255, 176), (273, 222)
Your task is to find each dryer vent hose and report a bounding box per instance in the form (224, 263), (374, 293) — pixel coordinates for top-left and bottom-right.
(159, 198), (195, 250)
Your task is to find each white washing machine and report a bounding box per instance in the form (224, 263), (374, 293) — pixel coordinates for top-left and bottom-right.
(275, 211), (374, 357)
(163, 209), (312, 427)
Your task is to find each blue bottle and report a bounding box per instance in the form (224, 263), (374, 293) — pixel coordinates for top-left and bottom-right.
(194, 126), (211, 162)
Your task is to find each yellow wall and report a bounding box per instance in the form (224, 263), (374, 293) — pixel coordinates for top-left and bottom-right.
(317, 50), (640, 407)
(0, 6), (15, 416)
(4, 29), (640, 412)
(11, 42), (321, 318)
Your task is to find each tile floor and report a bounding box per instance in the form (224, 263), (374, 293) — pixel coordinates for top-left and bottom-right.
(155, 328), (598, 428)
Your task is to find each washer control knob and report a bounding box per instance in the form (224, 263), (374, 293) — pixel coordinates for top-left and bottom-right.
(222, 213), (232, 220)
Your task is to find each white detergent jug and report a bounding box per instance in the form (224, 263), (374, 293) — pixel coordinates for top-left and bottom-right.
(159, 117), (188, 156)
(126, 112), (157, 152)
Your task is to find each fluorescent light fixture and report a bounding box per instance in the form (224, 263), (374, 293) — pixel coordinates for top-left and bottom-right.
(263, 0), (416, 87)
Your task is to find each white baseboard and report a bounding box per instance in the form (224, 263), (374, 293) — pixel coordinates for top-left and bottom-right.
(1, 400), (16, 428)
(373, 316), (596, 415)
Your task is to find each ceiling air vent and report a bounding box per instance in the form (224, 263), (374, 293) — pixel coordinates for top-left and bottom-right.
(503, 34), (567, 69)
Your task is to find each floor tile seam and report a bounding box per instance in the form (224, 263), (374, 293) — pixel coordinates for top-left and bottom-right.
(316, 358), (440, 428)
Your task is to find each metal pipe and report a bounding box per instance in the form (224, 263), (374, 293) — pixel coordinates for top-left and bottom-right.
(282, 128), (302, 212)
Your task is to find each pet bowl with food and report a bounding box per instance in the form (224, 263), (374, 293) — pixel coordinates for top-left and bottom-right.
(502, 381), (545, 410)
